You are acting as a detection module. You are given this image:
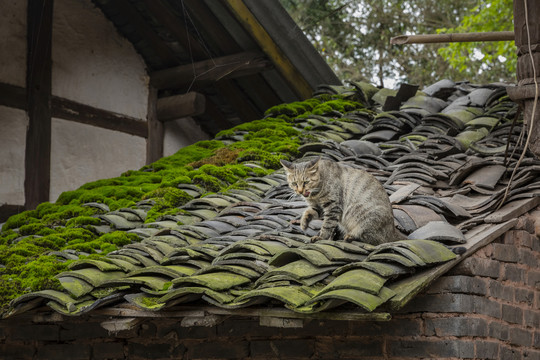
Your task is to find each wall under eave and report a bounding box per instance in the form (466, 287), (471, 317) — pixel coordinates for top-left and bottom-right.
(49, 0), (149, 202)
(1, 212), (538, 359)
(0, 1), (27, 207)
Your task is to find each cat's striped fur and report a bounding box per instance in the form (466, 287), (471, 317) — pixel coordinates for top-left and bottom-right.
(281, 157), (397, 245)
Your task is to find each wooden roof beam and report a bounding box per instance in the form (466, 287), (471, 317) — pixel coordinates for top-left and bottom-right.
(150, 51), (271, 91)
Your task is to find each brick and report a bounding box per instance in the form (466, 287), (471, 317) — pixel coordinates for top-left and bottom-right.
(128, 341), (182, 360)
(251, 339), (315, 358)
(315, 338), (383, 359)
(139, 322), (157, 338)
(500, 345), (522, 360)
(502, 304), (523, 325)
(523, 349), (540, 360)
(503, 264), (525, 283)
(449, 257), (500, 278)
(527, 270), (540, 290)
(515, 288), (534, 305)
(388, 339), (474, 358)
(518, 248), (538, 267)
(425, 316), (488, 337)
(186, 340), (249, 359)
(93, 342), (125, 359)
(217, 318), (272, 338)
(11, 324), (59, 341)
(493, 243), (519, 263)
(348, 317), (421, 337)
(475, 296), (502, 319)
(509, 326), (533, 347)
(524, 309), (540, 328)
(489, 321), (509, 341)
(0, 343), (36, 359)
(300, 319), (350, 337)
(177, 324), (217, 339)
(488, 279), (514, 302)
(403, 293), (475, 313)
(427, 275), (487, 295)
(37, 344), (90, 360)
(534, 331), (540, 348)
(59, 321), (109, 341)
(475, 341), (499, 359)
(516, 216), (536, 234)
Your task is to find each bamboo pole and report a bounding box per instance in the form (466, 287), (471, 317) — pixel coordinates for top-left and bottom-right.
(390, 31), (515, 45)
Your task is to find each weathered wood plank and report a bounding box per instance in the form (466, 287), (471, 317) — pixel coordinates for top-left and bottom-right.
(146, 86), (163, 164)
(387, 219), (517, 310)
(150, 52), (271, 91)
(224, 0), (313, 99)
(157, 92), (206, 121)
(25, 0), (54, 209)
(93, 305), (391, 322)
(51, 97), (148, 138)
(485, 197), (540, 223)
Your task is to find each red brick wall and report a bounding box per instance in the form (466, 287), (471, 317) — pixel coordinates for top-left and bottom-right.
(1, 218), (538, 360)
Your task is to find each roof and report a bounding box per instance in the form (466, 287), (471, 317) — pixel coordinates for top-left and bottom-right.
(90, 0), (341, 135)
(2, 79), (538, 321)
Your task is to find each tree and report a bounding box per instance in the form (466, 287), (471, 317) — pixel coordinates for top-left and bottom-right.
(281, 0), (514, 87)
(437, 0), (515, 83)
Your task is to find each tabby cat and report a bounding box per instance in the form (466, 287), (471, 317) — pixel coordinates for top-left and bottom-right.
(281, 157), (397, 245)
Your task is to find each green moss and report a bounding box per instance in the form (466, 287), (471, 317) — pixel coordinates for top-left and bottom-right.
(0, 89), (372, 313)
(0, 255), (68, 313)
(311, 99), (364, 115)
(264, 98), (321, 117)
(2, 210), (39, 231)
(65, 216), (102, 228)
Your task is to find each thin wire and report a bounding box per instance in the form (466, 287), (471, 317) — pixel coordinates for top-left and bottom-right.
(497, 0), (539, 210)
(179, 0), (251, 94)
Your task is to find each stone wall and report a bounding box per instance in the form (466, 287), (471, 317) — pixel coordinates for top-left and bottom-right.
(1, 218), (538, 359)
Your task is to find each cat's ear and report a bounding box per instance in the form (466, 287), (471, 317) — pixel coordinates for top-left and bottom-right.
(280, 159), (294, 171)
(306, 156), (320, 169)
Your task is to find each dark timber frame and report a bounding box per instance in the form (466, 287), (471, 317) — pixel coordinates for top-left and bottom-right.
(25, 0), (54, 209)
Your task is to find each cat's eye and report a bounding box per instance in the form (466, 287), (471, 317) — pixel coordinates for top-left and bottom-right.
(291, 182), (297, 187)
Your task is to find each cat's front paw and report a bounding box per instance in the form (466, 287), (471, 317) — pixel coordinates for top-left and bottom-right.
(309, 235), (322, 243)
(300, 208), (317, 231)
(344, 234), (355, 243)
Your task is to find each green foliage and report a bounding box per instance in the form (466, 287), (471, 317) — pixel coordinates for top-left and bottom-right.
(437, 0), (514, 82)
(280, 0), (515, 86)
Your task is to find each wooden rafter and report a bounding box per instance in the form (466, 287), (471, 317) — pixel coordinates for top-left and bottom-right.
(150, 51), (271, 91)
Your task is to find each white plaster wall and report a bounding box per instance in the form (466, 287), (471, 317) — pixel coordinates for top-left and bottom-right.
(52, 0), (149, 119)
(0, 0), (26, 87)
(50, 118), (146, 202)
(0, 106), (28, 205)
(163, 118), (211, 157)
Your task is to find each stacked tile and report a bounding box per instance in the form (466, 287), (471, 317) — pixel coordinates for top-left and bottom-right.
(7, 80), (540, 318)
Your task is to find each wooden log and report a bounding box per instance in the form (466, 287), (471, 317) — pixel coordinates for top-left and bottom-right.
(391, 31), (515, 45)
(150, 51), (271, 90)
(156, 92), (206, 122)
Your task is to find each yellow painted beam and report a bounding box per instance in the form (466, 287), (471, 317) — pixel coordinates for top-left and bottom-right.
(224, 0), (313, 99)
